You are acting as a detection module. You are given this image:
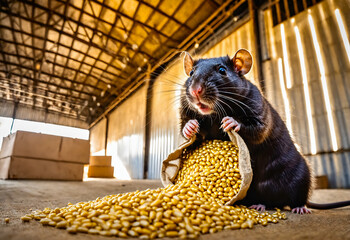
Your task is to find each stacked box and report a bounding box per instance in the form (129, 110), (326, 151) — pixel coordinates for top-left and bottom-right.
(315, 175), (329, 189)
(0, 131), (90, 181)
(88, 156), (114, 178)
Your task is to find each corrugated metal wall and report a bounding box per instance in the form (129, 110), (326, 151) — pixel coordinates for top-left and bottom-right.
(262, 0), (350, 187)
(148, 60), (185, 179)
(90, 117), (106, 156)
(106, 85), (147, 179)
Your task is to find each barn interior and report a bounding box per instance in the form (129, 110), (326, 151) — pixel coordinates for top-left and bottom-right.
(0, 0), (349, 239)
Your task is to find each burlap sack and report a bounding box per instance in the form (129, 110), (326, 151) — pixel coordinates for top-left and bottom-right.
(161, 130), (252, 206)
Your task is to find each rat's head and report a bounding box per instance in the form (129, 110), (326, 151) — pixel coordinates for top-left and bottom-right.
(183, 49), (253, 115)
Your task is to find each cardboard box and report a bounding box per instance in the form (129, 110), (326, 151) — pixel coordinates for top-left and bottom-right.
(88, 166), (114, 178)
(315, 175), (329, 189)
(0, 131), (61, 160)
(0, 157), (84, 180)
(0, 131), (90, 180)
(0, 131), (90, 164)
(90, 156), (112, 166)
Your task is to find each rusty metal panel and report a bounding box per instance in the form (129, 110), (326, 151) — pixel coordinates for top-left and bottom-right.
(262, 0), (350, 187)
(90, 117), (106, 156)
(106, 85), (147, 179)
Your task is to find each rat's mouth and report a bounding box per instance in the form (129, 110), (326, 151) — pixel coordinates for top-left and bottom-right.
(187, 92), (214, 115)
(195, 101), (213, 115)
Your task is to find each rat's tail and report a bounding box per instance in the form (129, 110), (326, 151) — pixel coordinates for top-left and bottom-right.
(307, 200), (350, 209)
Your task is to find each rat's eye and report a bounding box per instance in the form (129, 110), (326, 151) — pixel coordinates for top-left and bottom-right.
(218, 67), (226, 75)
(189, 70), (194, 76)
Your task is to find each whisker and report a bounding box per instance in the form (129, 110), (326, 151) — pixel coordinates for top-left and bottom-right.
(214, 101), (225, 120)
(218, 95), (248, 116)
(216, 91), (260, 104)
(218, 94), (256, 116)
(154, 78), (185, 87)
(217, 98), (234, 115)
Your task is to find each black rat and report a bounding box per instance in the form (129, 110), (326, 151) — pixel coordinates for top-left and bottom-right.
(179, 49), (350, 214)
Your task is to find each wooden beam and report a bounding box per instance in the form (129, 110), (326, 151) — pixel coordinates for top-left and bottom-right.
(91, 0), (149, 104)
(0, 47), (124, 89)
(302, 0), (307, 10)
(0, 86), (85, 109)
(76, 0), (109, 102)
(283, 0), (290, 19)
(136, 0), (193, 32)
(89, 0), (244, 127)
(16, 0), (155, 60)
(275, 0), (282, 24)
(0, 77), (88, 105)
(47, 0), (73, 102)
(4, 1), (25, 102)
(0, 97), (87, 121)
(293, 0), (299, 14)
(0, 36), (124, 81)
(248, 0), (264, 92)
(0, 59), (103, 93)
(0, 65), (97, 97)
(89, 0), (178, 44)
(0, 8), (154, 65)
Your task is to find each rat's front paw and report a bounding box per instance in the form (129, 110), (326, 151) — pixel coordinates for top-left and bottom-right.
(221, 116), (241, 132)
(182, 119), (199, 139)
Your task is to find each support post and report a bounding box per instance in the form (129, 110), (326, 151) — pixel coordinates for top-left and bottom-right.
(143, 64), (153, 179)
(248, 0), (265, 93)
(10, 102), (18, 134)
(104, 115), (109, 156)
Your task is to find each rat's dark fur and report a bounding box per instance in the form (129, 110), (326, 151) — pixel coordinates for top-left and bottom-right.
(180, 56), (312, 209)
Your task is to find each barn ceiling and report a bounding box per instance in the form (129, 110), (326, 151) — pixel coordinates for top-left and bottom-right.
(0, 0), (247, 125)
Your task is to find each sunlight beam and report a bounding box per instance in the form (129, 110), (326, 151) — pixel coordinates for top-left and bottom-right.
(294, 26), (317, 155)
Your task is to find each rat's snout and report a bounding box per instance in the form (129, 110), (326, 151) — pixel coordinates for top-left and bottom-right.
(190, 84), (204, 98)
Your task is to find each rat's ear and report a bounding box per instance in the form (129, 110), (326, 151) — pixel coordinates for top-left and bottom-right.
(232, 49), (253, 75)
(183, 51), (194, 76)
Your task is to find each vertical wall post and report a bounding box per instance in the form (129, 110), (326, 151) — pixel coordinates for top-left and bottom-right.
(248, 0), (265, 93)
(10, 102), (18, 134)
(143, 64), (154, 179)
(104, 115), (109, 156)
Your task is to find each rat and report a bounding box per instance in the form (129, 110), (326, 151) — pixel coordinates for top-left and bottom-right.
(179, 49), (350, 214)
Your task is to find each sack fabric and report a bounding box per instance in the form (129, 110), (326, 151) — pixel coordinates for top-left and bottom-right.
(160, 130), (252, 206)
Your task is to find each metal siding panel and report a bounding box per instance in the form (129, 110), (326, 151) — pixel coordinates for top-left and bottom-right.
(148, 59), (185, 179)
(106, 85), (147, 179)
(308, 152), (350, 188)
(90, 118), (106, 155)
(263, 0), (350, 188)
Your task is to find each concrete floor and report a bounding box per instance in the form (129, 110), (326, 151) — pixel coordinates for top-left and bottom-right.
(0, 179), (349, 240)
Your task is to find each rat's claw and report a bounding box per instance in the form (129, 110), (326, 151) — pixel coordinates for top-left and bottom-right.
(291, 206), (311, 214)
(183, 119), (199, 139)
(221, 116), (241, 132)
(249, 204), (266, 211)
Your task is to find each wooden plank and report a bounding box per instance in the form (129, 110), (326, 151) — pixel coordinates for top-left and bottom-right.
(275, 1), (282, 24)
(293, 0), (299, 14)
(283, 0), (290, 19)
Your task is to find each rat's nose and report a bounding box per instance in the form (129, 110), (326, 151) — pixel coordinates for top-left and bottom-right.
(191, 86), (203, 97)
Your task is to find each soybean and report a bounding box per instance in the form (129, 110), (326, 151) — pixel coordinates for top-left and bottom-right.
(21, 140), (286, 238)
